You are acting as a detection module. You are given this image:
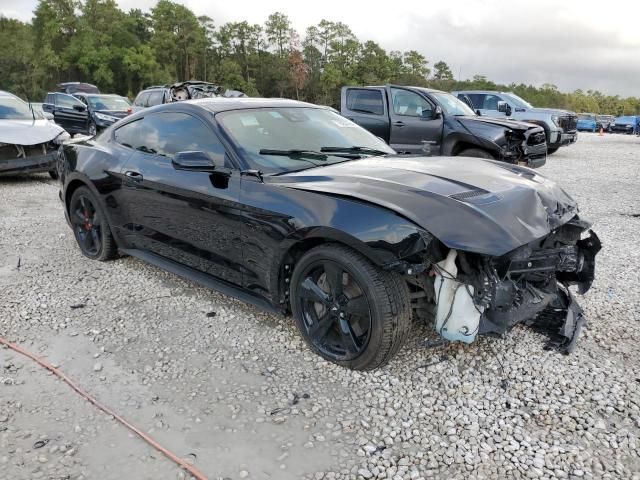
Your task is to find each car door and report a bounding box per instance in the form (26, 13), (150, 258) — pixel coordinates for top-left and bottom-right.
(340, 87), (390, 142)
(117, 111), (244, 285)
(53, 93), (89, 133)
(475, 93), (507, 118)
(387, 87), (443, 154)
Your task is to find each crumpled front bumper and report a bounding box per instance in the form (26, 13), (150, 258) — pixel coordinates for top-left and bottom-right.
(0, 150), (58, 176)
(422, 218), (601, 353)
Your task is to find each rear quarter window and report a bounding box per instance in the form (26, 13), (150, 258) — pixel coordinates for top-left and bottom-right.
(147, 90), (164, 107)
(346, 89), (384, 115)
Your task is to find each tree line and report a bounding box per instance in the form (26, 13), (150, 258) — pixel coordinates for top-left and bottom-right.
(1, 0), (638, 115)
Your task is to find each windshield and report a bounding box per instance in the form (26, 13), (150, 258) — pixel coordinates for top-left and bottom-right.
(217, 107), (395, 174)
(578, 114), (595, 120)
(0, 95), (42, 120)
(501, 93), (533, 109)
(429, 92), (476, 116)
(87, 95), (131, 110)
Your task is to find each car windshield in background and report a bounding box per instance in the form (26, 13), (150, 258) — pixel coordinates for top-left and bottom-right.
(87, 95), (131, 110)
(579, 114), (595, 120)
(502, 93), (533, 109)
(0, 96), (41, 120)
(429, 92), (476, 116)
(217, 107), (395, 174)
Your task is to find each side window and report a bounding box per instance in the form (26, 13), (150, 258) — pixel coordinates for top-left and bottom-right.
(146, 90), (164, 107)
(76, 96), (88, 105)
(45, 93), (55, 104)
(114, 119), (143, 149)
(482, 94), (502, 111)
(134, 91), (150, 107)
(390, 88), (433, 118)
(122, 113), (228, 166)
(56, 93), (84, 109)
(346, 89), (384, 115)
(464, 94), (485, 109)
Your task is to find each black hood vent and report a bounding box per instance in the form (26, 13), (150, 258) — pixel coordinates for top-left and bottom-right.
(449, 188), (489, 201)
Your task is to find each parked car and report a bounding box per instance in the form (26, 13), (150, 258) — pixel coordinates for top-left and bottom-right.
(577, 113), (597, 132)
(0, 90), (69, 177)
(610, 116), (639, 134)
(73, 93), (132, 135)
(58, 98), (600, 370)
(42, 92), (90, 134)
(57, 82), (100, 95)
(595, 115), (615, 132)
(132, 80), (246, 111)
(341, 85), (547, 168)
(453, 90), (578, 155)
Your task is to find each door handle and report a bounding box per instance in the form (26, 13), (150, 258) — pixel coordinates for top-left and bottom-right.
(393, 121), (405, 127)
(124, 171), (143, 182)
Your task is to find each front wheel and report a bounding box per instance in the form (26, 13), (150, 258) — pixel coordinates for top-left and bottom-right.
(457, 148), (495, 159)
(547, 146), (560, 155)
(290, 244), (412, 370)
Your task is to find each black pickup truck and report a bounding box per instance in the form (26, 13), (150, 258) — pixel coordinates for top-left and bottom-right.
(340, 85), (547, 168)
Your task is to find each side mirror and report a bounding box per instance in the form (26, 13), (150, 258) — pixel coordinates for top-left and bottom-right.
(73, 104), (86, 112)
(497, 101), (511, 116)
(475, 109), (482, 116)
(434, 105), (443, 118)
(172, 151), (216, 171)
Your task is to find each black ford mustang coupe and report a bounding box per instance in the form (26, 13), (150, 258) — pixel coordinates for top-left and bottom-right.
(58, 98), (600, 370)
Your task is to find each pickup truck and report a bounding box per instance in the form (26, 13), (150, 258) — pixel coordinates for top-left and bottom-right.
(340, 85), (547, 168)
(453, 90), (578, 155)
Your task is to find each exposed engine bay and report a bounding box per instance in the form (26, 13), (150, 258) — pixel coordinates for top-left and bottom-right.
(169, 81), (246, 102)
(406, 216), (601, 353)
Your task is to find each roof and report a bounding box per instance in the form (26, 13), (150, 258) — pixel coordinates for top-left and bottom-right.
(183, 97), (320, 113)
(452, 90), (515, 95)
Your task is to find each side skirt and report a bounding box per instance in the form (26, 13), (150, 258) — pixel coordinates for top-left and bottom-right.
(120, 248), (280, 315)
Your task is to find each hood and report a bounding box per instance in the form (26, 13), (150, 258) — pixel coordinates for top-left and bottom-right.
(270, 156), (579, 257)
(455, 115), (541, 132)
(523, 107), (576, 116)
(0, 118), (66, 145)
(94, 109), (130, 119)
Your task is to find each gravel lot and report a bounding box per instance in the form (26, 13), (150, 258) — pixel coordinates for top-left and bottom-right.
(1, 132), (639, 480)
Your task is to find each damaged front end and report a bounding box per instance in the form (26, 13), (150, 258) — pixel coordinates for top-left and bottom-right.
(0, 133), (69, 176)
(407, 216), (601, 353)
(168, 81), (246, 102)
(501, 126), (547, 169)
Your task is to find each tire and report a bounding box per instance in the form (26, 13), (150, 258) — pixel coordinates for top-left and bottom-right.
(547, 147), (560, 155)
(457, 148), (495, 159)
(68, 186), (117, 261)
(48, 170), (58, 180)
(290, 244), (412, 370)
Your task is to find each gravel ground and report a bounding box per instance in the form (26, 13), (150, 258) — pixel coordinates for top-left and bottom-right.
(1, 132), (639, 480)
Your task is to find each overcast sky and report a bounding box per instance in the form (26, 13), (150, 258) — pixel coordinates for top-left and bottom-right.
(2, 0), (639, 96)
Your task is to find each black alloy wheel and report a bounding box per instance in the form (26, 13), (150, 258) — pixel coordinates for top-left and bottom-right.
(290, 244), (412, 370)
(69, 186), (117, 261)
(298, 259), (372, 361)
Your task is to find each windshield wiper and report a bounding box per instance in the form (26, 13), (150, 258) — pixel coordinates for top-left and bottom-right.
(320, 146), (389, 156)
(259, 148), (328, 161)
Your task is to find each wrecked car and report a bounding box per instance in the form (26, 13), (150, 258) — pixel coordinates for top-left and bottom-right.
(132, 80), (246, 111)
(341, 85), (548, 168)
(0, 90), (69, 178)
(58, 98), (600, 370)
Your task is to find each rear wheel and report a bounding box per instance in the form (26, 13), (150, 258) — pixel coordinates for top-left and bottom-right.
(69, 186), (117, 261)
(547, 147), (560, 155)
(290, 244), (412, 370)
(457, 148), (495, 159)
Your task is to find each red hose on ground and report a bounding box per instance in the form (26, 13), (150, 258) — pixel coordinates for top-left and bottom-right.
(0, 337), (208, 480)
